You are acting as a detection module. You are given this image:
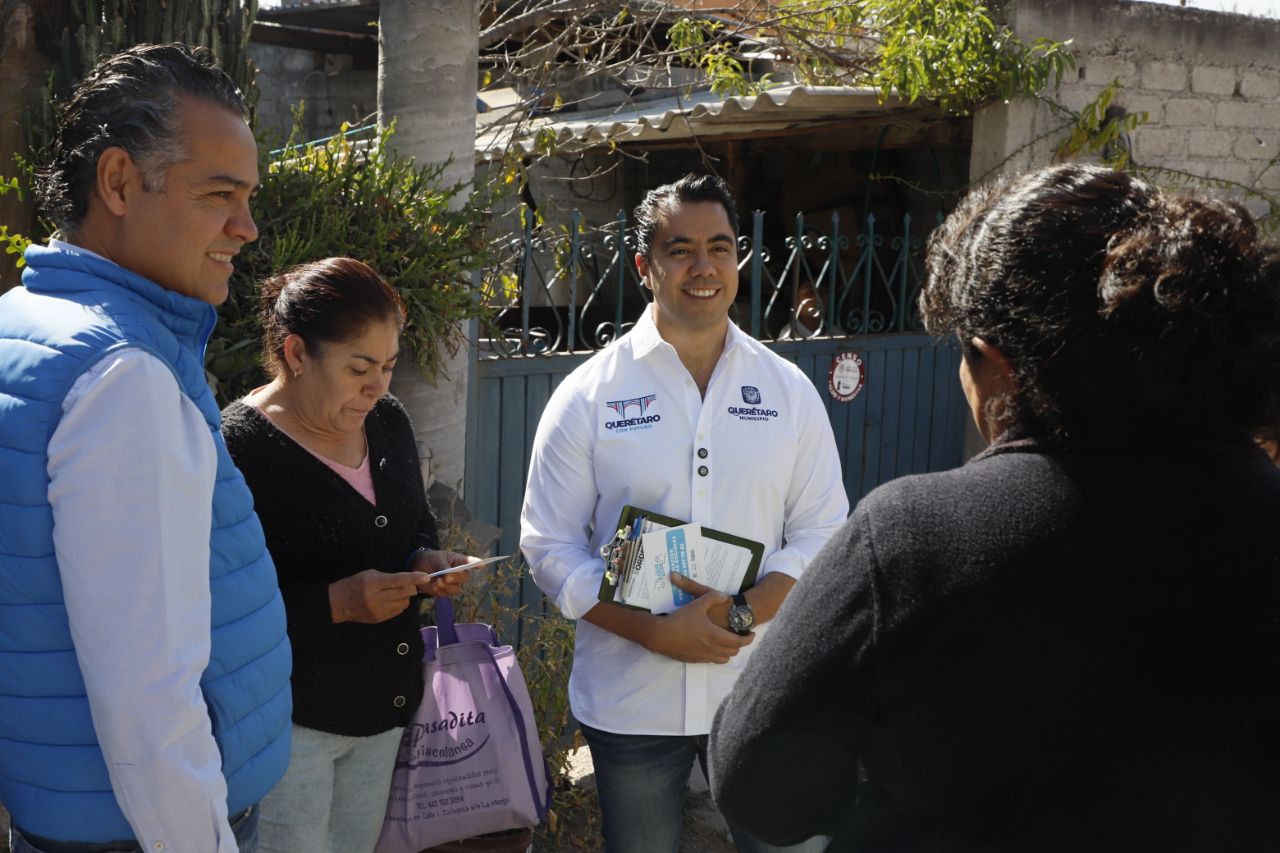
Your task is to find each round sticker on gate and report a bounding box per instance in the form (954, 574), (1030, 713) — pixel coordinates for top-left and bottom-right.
(829, 352), (866, 403)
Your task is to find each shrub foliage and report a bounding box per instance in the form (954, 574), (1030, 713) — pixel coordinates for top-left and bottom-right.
(206, 120), (493, 405)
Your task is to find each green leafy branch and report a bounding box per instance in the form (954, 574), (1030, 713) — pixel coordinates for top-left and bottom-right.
(208, 116), (496, 403)
(664, 0), (1077, 114)
(0, 173), (32, 269)
(866, 1), (1075, 112)
(668, 17), (771, 97)
(1054, 80), (1148, 169)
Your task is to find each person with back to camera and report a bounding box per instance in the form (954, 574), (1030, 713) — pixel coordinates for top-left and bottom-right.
(708, 164), (1280, 852)
(220, 257), (478, 852)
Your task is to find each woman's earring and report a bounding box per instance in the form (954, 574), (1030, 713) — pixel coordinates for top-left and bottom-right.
(293, 368), (301, 379)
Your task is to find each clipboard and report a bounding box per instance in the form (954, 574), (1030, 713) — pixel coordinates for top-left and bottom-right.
(597, 504), (764, 611)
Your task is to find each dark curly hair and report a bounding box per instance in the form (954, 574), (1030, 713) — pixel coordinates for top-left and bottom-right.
(634, 173), (740, 258)
(920, 164), (1280, 447)
(259, 257), (406, 377)
(39, 42), (247, 231)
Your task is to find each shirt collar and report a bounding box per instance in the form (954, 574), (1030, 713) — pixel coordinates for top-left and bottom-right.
(628, 303), (758, 362)
(628, 304), (667, 359)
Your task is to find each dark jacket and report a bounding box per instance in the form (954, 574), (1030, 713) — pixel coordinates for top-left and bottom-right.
(222, 394), (439, 736)
(710, 438), (1280, 852)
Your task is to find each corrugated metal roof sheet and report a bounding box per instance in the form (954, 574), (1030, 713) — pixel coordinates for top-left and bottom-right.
(476, 85), (928, 158)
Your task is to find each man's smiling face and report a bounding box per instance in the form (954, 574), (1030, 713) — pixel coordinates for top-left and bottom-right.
(636, 200), (740, 340)
(115, 96), (260, 305)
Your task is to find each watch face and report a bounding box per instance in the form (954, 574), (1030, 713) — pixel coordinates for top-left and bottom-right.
(729, 605), (754, 634)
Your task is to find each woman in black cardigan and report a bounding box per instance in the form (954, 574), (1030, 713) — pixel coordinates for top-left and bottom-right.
(709, 165), (1280, 851)
(222, 258), (475, 852)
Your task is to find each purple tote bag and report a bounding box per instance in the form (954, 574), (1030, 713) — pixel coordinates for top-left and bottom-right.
(375, 598), (552, 853)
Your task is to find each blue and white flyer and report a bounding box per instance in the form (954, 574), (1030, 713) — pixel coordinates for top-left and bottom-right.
(632, 524), (755, 614)
(642, 524), (702, 615)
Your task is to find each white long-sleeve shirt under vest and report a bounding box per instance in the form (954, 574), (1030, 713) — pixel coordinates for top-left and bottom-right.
(44, 239), (238, 851)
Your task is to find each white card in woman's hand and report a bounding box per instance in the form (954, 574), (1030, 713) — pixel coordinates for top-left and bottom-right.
(426, 554), (511, 578)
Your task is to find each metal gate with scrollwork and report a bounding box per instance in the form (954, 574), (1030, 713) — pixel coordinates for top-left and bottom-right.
(464, 207), (968, 614)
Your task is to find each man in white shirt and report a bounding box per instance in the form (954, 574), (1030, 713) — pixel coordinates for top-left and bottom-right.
(0, 45), (291, 852)
(520, 174), (849, 852)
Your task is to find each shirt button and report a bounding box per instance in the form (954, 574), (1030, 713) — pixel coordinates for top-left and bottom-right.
(697, 465), (709, 477)
(697, 489), (706, 497)
(397, 642), (410, 655)
(697, 448), (708, 459)
(374, 515), (388, 528)
(153, 843), (164, 851)
(393, 695), (407, 708)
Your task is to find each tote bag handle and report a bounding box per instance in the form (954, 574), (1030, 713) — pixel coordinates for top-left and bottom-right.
(435, 597), (460, 646)
(433, 597), (499, 648)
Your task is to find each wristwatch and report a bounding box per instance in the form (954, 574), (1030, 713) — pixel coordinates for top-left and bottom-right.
(727, 592), (755, 635)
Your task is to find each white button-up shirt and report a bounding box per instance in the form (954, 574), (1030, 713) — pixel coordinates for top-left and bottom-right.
(520, 306), (849, 735)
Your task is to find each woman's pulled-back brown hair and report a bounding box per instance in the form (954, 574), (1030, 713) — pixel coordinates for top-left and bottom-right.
(920, 164), (1280, 446)
(259, 257), (406, 376)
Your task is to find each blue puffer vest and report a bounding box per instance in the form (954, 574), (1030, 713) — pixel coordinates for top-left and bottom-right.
(0, 245), (292, 842)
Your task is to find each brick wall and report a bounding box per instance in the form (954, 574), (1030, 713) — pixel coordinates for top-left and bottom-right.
(971, 0), (1280, 220)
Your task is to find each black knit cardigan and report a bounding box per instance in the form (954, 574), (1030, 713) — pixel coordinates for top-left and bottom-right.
(221, 394), (439, 736)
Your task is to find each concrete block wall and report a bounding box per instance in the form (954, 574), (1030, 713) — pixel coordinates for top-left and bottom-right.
(250, 44), (378, 146)
(972, 0), (1280, 221)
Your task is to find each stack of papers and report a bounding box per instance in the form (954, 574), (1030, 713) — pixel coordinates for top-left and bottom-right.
(599, 506), (762, 614)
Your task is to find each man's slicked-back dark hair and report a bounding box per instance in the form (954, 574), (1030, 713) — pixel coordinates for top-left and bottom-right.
(634, 173), (740, 257)
(39, 42), (248, 231)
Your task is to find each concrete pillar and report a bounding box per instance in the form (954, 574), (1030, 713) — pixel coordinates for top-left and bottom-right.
(378, 0), (479, 495)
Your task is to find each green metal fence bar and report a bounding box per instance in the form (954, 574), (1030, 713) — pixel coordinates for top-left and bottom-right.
(613, 209), (626, 336)
(568, 210), (580, 351)
(896, 213), (912, 333)
(749, 211), (764, 337)
(519, 211), (533, 354)
(482, 205), (936, 357)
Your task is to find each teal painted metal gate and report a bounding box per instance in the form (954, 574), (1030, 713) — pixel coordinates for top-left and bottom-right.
(464, 208), (968, 615)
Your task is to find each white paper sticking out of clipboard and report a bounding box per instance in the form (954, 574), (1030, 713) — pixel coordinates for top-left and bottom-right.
(620, 524), (753, 614)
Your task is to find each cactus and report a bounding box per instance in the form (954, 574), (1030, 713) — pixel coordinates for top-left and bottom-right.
(28, 0), (259, 157)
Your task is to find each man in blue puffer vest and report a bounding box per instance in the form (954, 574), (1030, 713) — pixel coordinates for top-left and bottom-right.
(0, 44), (291, 852)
